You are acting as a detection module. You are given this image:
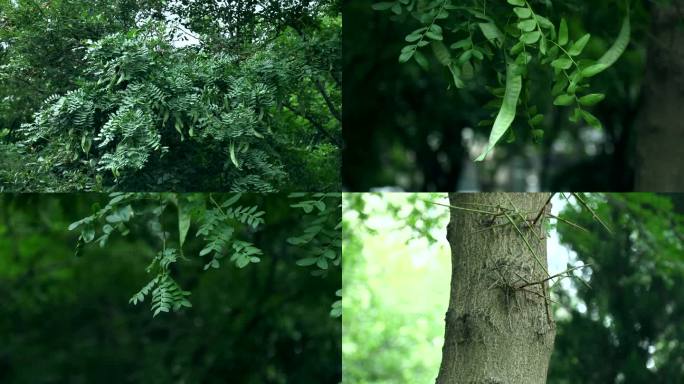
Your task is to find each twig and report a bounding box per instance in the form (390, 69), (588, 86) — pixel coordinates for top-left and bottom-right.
(517, 264), (591, 289)
(532, 193), (555, 226)
(425, 200), (500, 216)
(501, 206), (549, 276)
(546, 213), (589, 232)
(572, 193), (613, 234)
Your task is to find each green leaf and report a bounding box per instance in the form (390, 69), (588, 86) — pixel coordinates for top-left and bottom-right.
(81, 135), (92, 154)
(425, 31), (442, 41)
(521, 31), (541, 44)
(513, 7), (532, 18)
(475, 64), (522, 161)
(236, 256), (250, 268)
(178, 201), (191, 248)
(399, 49), (415, 63)
(551, 58), (572, 70)
(529, 114), (544, 126)
(581, 110), (602, 129)
(221, 193), (242, 208)
(478, 23), (503, 44)
(296, 258), (318, 267)
(448, 64), (465, 88)
(507, 0), (525, 5)
(432, 41), (451, 65)
(568, 34), (590, 56)
(518, 20), (537, 33)
(316, 258), (329, 270)
(553, 94), (575, 106)
(558, 18), (568, 46)
(450, 39), (471, 50)
(578, 93), (606, 106)
(413, 51), (429, 69)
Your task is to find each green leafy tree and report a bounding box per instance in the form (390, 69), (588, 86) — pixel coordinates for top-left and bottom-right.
(0, 0), (340, 192)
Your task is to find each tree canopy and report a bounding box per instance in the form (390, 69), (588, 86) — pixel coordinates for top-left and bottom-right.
(0, 0), (340, 192)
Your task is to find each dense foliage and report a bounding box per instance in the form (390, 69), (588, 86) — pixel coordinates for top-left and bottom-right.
(0, 193), (341, 383)
(342, 193), (684, 383)
(0, 0), (340, 191)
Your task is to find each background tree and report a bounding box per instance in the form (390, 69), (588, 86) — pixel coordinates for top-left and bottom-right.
(549, 193), (684, 382)
(635, 0), (684, 191)
(0, 193), (341, 383)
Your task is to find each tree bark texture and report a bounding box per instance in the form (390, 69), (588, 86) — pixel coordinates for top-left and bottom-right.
(635, 0), (684, 191)
(436, 193), (555, 384)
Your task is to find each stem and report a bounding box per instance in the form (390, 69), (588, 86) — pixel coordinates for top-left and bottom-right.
(410, 0), (449, 56)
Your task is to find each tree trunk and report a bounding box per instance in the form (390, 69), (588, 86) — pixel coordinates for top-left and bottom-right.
(635, 0), (684, 191)
(436, 193), (555, 384)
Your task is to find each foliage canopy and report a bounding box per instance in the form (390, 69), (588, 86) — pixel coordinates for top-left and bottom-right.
(0, 0), (341, 191)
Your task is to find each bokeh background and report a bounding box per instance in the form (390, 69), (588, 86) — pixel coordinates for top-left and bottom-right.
(343, 193), (684, 383)
(0, 194), (341, 384)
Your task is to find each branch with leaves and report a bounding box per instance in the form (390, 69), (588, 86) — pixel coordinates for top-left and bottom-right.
(69, 192), (341, 317)
(373, 0), (630, 160)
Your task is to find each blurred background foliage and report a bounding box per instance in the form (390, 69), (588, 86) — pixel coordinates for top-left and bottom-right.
(0, 194), (341, 383)
(343, 0), (652, 191)
(342, 193), (684, 383)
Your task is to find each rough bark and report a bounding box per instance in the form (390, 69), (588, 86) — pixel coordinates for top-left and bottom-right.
(635, 1), (684, 191)
(436, 193), (555, 384)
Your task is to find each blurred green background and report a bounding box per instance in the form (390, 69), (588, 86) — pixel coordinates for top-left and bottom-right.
(343, 193), (684, 383)
(0, 194), (340, 384)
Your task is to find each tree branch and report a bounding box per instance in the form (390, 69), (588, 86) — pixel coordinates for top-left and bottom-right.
(283, 101), (341, 146)
(313, 77), (341, 122)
